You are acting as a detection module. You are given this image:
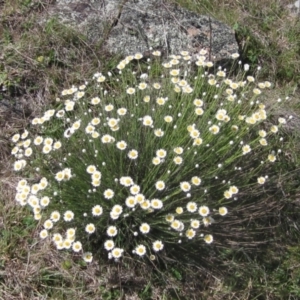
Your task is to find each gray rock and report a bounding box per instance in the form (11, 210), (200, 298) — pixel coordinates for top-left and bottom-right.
(44, 0), (238, 63)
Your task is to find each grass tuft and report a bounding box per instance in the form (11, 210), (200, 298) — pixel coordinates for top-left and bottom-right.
(1, 0), (300, 299)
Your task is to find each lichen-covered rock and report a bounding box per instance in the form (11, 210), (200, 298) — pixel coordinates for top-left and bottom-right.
(44, 0), (238, 62)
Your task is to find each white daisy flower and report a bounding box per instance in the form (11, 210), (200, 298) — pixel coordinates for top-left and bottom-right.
(92, 205), (103, 216)
(104, 240), (115, 251)
(134, 244), (146, 256)
(152, 240), (164, 252)
(139, 223), (150, 234)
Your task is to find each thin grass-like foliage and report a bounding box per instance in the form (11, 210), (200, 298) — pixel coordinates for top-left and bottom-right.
(11, 50), (292, 268)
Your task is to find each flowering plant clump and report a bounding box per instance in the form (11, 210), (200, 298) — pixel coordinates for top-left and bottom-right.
(11, 50), (289, 265)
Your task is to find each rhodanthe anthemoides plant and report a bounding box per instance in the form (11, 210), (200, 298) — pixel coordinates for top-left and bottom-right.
(11, 50), (290, 265)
